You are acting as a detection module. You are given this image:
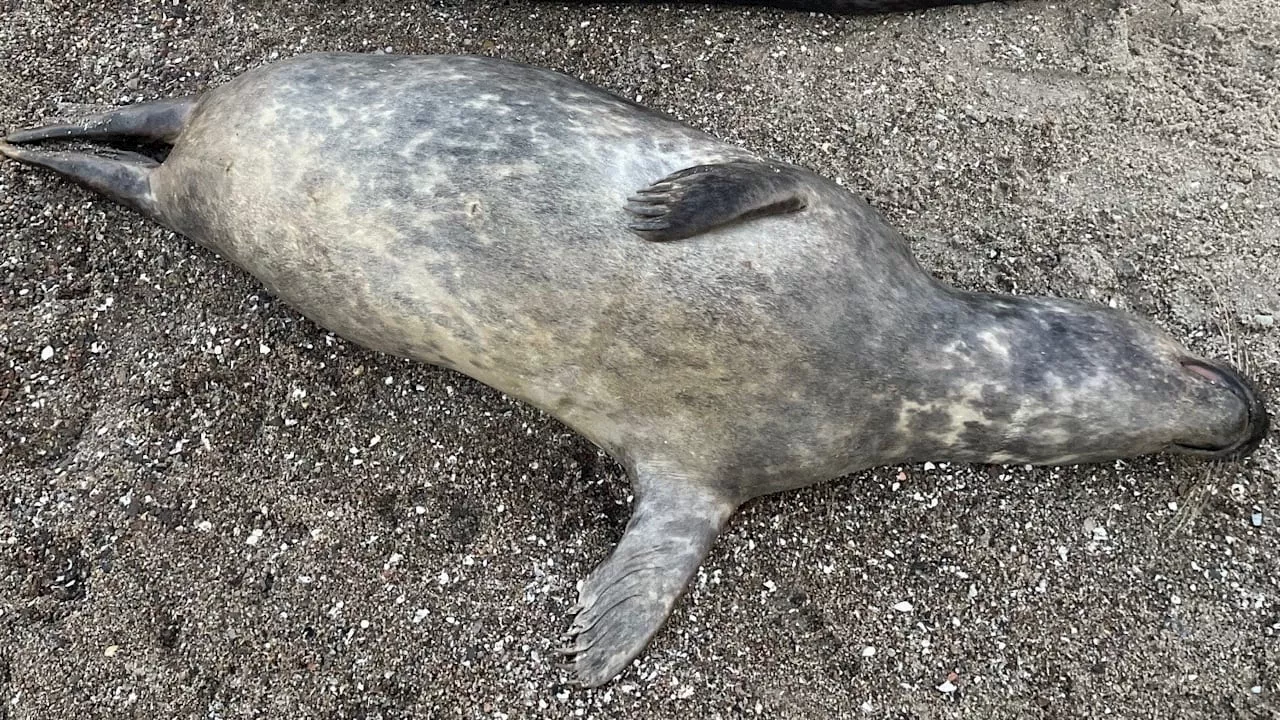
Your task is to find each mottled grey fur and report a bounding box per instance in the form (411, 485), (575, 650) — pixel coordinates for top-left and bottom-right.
(1, 52), (1268, 687)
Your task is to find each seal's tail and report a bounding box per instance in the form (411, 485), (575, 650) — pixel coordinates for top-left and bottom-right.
(1, 96), (196, 220)
(0, 142), (161, 219)
(5, 96), (196, 144)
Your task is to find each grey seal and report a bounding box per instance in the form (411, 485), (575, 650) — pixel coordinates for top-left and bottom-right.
(1, 52), (1268, 687)
(557, 0), (1013, 13)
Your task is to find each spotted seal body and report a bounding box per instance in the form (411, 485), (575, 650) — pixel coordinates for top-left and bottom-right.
(1, 52), (1268, 687)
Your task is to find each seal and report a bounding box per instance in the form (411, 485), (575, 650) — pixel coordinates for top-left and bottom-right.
(556, 0), (1011, 13)
(1, 52), (1269, 687)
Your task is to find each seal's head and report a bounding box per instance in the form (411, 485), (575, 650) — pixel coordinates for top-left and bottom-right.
(901, 292), (1271, 468)
(1161, 356), (1269, 460)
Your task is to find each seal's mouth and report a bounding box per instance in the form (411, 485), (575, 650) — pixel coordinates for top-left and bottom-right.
(1171, 358), (1271, 460)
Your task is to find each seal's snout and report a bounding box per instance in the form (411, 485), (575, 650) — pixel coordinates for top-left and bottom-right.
(1173, 358), (1271, 460)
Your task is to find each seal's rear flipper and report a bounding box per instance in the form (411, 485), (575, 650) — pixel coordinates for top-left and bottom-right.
(625, 160), (810, 241)
(6, 96), (196, 144)
(559, 465), (735, 686)
(0, 142), (159, 218)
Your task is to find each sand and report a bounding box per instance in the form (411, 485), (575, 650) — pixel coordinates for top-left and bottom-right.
(0, 0), (1276, 717)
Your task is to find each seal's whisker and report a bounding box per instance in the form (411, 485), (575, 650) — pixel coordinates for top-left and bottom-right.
(1197, 271), (1246, 372)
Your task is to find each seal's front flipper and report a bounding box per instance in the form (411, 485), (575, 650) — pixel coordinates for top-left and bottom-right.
(559, 465), (736, 686)
(6, 96), (196, 144)
(0, 142), (159, 218)
(625, 160), (810, 241)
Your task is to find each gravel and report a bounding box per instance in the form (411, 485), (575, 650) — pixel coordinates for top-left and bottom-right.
(1, 0), (1277, 717)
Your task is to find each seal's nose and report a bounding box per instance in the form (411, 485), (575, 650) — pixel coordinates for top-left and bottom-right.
(1178, 358), (1270, 460)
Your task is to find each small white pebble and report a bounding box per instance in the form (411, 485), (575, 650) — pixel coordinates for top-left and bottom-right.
(259, 343), (270, 355)
(41, 346), (54, 361)
(104, 645), (119, 657)
(245, 528), (264, 546)
(861, 646), (876, 657)
(1252, 513), (1264, 527)
(892, 601), (914, 613)
(937, 680), (957, 693)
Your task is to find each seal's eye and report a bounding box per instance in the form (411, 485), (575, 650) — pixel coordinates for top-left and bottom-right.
(1183, 359), (1230, 388)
